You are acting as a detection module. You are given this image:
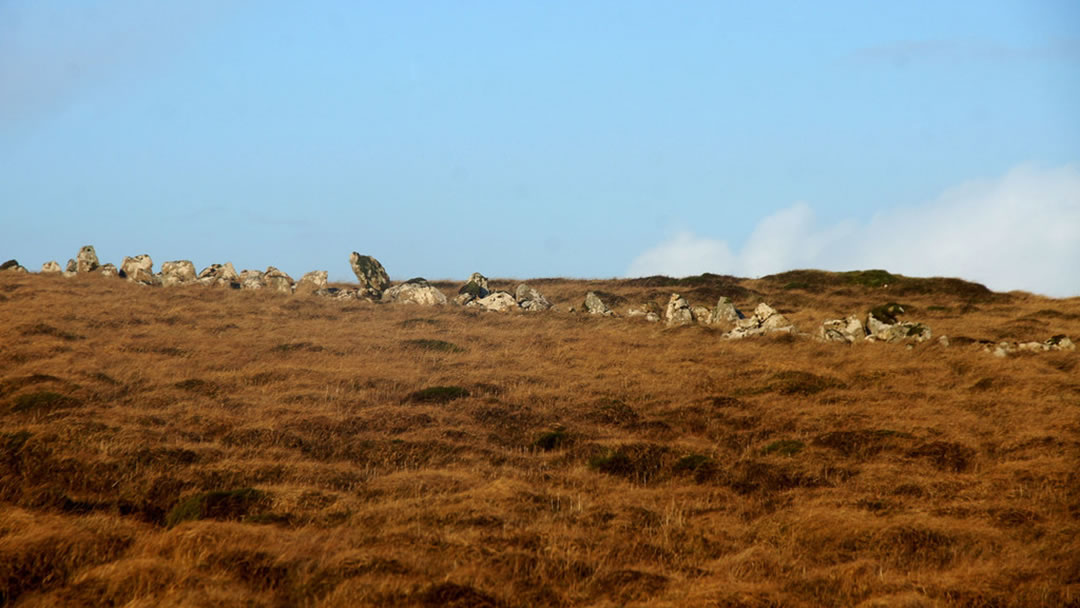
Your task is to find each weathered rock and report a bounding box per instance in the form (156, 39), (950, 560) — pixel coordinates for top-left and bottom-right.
(628, 301), (662, 318)
(262, 267), (294, 294)
(40, 261), (62, 274)
(65, 259), (77, 273)
(0, 260), (27, 273)
(468, 291), (518, 312)
(240, 270), (264, 290)
(1046, 335), (1076, 351)
(709, 297), (744, 325)
(645, 312), (661, 322)
(98, 263), (118, 278)
(197, 263), (241, 287)
(349, 252), (390, 298)
(691, 306), (711, 323)
(120, 255), (156, 284)
(515, 283), (551, 311)
(382, 278), (447, 306)
(865, 310), (931, 343)
(583, 292), (615, 316)
(75, 245), (99, 273)
(724, 302), (793, 339)
(159, 260), (198, 287)
(665, 294), (694, 327)
(819, 316), (865, 343)
(294, 270), (328, 296)
(455, 273), (491, 305)
(937, 335), (950, 348)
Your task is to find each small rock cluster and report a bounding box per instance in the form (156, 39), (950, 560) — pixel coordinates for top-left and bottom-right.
(452, 272), (552, 312)
(818, 303), (932, 344)
(988, 335), (1076, 357)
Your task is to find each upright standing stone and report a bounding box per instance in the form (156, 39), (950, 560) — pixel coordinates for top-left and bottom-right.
(159, 261), (198, 286)
(121, 255), (155, 284)
(349, 252), (390, 298)
(263, 267), (294, 294)
(41, 261), (62, 274)
(75, 245), (99, 273)
(665, 293), (694, 327)
(294, 270), (328, 296)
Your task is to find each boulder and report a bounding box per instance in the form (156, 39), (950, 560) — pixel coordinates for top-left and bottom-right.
(0, 260), (28, 273)
(709, 297), (744, 325)
(865, 310), (932, 343)
(159, 260), (198, 287)
(382, 278), (447, 306)
(65, 259), (77, 273)
(349, 252), (390, 298)
(240, 269), (264, 290)
(724, 302), (794, 339)
(583, 292), (615, 316)
(1046, 335), (1076, 351)
(40, 261), (62, 274)
(665, 294), (694, 327)
(75, 245), (99, 273)
(515, 283), (551, 311)
(691, 305), (711, 323)
(294, 270), (328, 296)
(455, 272), (491, 305)
(197, 263), (241, 287)
(120, 255), (156, 284)
(819, 316), (865, 343)
(628, 301), (662, 318)
(468, 291), (519, 312)
(98, 263), (118, 278)
(263, 267), (294, 294)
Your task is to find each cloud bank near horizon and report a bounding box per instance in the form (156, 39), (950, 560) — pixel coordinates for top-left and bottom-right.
(627, 164), (1080, 298)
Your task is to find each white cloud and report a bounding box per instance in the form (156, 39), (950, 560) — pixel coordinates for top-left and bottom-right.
(627, 164), (1080, 297)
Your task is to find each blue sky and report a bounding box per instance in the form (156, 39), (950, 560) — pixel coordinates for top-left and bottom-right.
(2, 2), (1078, 295)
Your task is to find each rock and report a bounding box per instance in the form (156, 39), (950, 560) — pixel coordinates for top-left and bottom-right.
(98, 263), (118, 278)
(665, 294), (694, 327)
(0, 260), (28, 273)
(819, 316), (865, 343)
(263, 267), (294, 294)
(691, 306), (711, 323)
(197, 263), (240, 287)
(709, 297), (744, 325)
(120, 255), (156, 284)
(75, 245), (99, 273)
(468, 291), (518, 312)
(724, 302), (793, 339)
(240, 270), (264, 290)
(455, 272), (491, 305)
(159, 260), (198, 287)
(294, 270), (328, 296)
(349, 252), (390, 298)
(382, 278), (447, 306)
(1046, 335), (1076, 351)
(938, 335), (950, 348)
(583, 291), (615, 316)
(628, 302), (662, 318)
(40, 261), (62, 274)
(865, 310), (931, 343)
(515, 283), (552, 311)
(65, 259), (77, 273)
(645, 312), (661, 323)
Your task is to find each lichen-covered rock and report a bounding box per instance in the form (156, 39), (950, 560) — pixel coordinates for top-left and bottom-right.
(75, 245), (99, 273)
(454, 272), (491, 305)
(583, 292), (615, 316)
(515, 283), (551, 311)
(0, 260), (27, 273)
(468, 291), (518, 312)
(294, 270), (328, 296)
(382, 278), (447, 306)
(691, 305), (711, 323)
(98, 263), (118, 278)
(65, 259), (77, 273)
(819, 316), (865, 343)
(709, 297), (744, 325)
(197, 263), (240, 287)
(121, 255), (157, 284)
(665, 294), (694, 327)
(240, 269), (264, 290)
(349, 252), (390, 298)
(159, 260), (198, 287)
(724, 302), (793, 339)
(628, 301), (662, 318)
(865, 310), (931, 343)
(40, 261), (62, 274)
(263, 267), (294, 294)
(1046, 335), (1076, 351)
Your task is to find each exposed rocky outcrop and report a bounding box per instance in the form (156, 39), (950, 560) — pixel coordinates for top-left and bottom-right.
(515, 283), (551, 311)
(262, 267), (294, 294)
(197, 263), (240, 287)
(40, 261), (62, 274)
(382, 278), (447, 306)
(627, 301), (662, 321)
(691, 305), (711, 323)
(0, 260), (28, 273)
(455, 272), (491, 305)
(664, 294), (694, 327)
(240, 270), (264, 290)
(709, 297), (744, 325)
(76, 245), (99, 274)
(65, 259), (77, 273)
(468, 291), (518, 312)
(866, 314), (932, 343)
(120, 255), (155, 283)
(294, 270), (328, 296)
(819, 316), (866, 343)
(584, 292), (615, 316)
(350, 253), (390, 298)
(98, 263), (118, 278)
(159, 261), (198, 287)
(991, 335), (1075, 357)
(725, 303), (794, 339)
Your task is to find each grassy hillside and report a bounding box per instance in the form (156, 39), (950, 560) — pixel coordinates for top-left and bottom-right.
(1, 271), (1078, 607)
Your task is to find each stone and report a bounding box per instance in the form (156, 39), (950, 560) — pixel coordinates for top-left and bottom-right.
(197, 263), (240, 287)
(665, 294), (694, 327)
(98, 263), (118, 278)
(240, 269), (264, 290)
(0, 260), (28, 273)
(938, 335), (950, 348)
(120, 255), (156, 284)
(468, 291), (519, 312)
(709, 297), (744, 325)
(819, 316), (865, 343)
(1046, 335), (1076, 351)
(40, 261), (62, 274)
(583, 291), (615, 316)
(515, 283), (551, 311)
(691, 306), (711, 323)
(382, 278), (447, 306)
(65, 259), (77, 273)
(628, 302), (662, 318)
(159, 260), (198, 287)
(645, 312), (661, 322)
(865, 311), (931, 343)
(75, 245), (99, 273)
(349, 252), (390, 298)
(294, 270), (328, 296)
(723, 302), (793, 339)
(455, 272), (491, 305)
(263, 267), (294, 294)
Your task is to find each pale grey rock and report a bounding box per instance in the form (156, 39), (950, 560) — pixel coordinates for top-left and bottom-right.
(75, 245), (99, 273)
(628, 302), (662, 318)
(121, 255), (156, 284)
(382, 278), (447, 306)
(583, 292), (614, 316)
(455, 272), (491, 305)
(65, 259), (77, 273)
(294, 270), (328, 296)
(197, 262), (240, 287)
(819, 315), (865, 343)
(159, 260), (198, 287)
(1046, 335), (1076, 351)
(240, 269), (264, 290)
(349, 252), (390, 298)
(938, 335), (950, 348)
(665, 293), (694, 327)
(708, 297), (744, 325)
(98, 263), (118, 278)
(468, 291), (518, 312)
(0, 260), (27, 273)
(865, 312), (931, 343)
(515, 283), (551, 311)
(645, 312), (661, 323)
(40, 261), (62, 274)
(723, 302), (793, 338)
(263, 266), (294, 294)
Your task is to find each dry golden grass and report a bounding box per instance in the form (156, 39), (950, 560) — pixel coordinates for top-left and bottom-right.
(1, 270), (1078, 607)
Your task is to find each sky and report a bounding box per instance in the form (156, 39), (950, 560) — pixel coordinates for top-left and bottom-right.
(1, 1), (1079, 296)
